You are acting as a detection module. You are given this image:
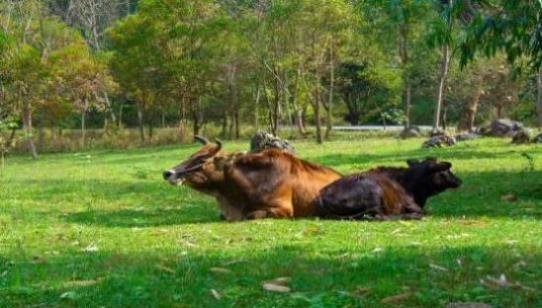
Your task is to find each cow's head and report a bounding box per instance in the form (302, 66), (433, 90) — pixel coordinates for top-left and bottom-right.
(163, 136), (224, 188)
(403, 157), (462, 206)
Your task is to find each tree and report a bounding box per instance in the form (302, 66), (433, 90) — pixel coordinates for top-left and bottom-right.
(359, 0), (433, 128)
(460, 0), (542, 126)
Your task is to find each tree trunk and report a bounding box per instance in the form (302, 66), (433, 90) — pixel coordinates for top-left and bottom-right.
(148, 123), (154, 140)
(458, 86), (482, 132)
(537, 68), (542, 128)
(405, 84), (412, 127)
(137, 106), (145, 142)
(254, 86), (260, 129)
(37, 110), (45, 152)
(22, 103), (38, 159)
(399, 22), (411, 128)
(221, 111), (228, 137)
(81, 99), (88, 149)
(314, 79), (323, 144)
(234, 110), (240, 139)
(433, 44), (451, 130)
(292, 68), (306, 135)
(193, 116), (201, 137)
(118, 102), (124, 129)
(325, 43), (335, 139)
(228, 113), (234, 139)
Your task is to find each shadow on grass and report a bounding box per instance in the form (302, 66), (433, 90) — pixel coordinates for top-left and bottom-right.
(1, 244), (540, 306)
(426, 169), (542, 219)
(56, 168), (542, 228)
(312, 146), (539, 170)
(65, 206), (221, 227)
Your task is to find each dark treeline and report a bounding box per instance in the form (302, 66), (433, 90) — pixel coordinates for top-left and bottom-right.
(1, 0), (542, 158)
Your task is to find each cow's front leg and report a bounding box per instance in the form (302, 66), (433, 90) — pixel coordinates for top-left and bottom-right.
(245, 207), (293, 220)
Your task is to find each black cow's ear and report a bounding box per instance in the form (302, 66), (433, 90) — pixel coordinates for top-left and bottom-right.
(429, 162), (452, 172)
(406, 159), (419, 166)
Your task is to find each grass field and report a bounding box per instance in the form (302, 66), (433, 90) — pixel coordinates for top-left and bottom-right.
(1, 137), (542, 307)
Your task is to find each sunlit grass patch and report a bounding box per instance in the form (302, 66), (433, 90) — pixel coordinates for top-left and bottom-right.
(1, 137), (541, 306)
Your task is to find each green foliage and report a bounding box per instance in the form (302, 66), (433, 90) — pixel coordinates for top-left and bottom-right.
(460, 0), (542, 70)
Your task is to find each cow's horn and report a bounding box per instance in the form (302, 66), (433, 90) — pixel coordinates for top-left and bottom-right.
(214, 138), (223, 151)
(194, 135), (210, 145)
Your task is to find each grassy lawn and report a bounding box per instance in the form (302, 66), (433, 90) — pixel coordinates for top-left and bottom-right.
(1, 136), (541, 307)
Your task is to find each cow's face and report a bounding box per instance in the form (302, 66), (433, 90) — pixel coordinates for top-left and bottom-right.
(163, 136), (223, 188)
(406, 158), (462, 193)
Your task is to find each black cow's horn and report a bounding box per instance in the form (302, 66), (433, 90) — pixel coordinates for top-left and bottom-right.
(194, 135), (210, 145)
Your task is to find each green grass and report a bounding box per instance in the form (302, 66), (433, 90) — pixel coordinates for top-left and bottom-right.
(1, 137), (541, 307)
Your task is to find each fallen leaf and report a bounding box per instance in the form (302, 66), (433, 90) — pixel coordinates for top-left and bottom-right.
(59, 291), (78, 300)
(210, 289), (221, 300)
(380, 292), (412, 304)
(354, 287), (372, 295)
(390, 228), (402, 235)
(430, 263), (449, 272)
(178, 239), (198, 247)
(504, 240), (518, 245)
(156, 265), (176, 274)
(266, 277), (290, 285)
(83, 243), (98, 252)
(64, 279), (99, 288)
(445, 302), (492, 308)
(501, 194), (517, 202)
(262, 283), (291, 293)
(210, 267), (231, 274)
(31, 256), (47, 264)
(222, 259), (244, 266)
(262, 277), (292, 293)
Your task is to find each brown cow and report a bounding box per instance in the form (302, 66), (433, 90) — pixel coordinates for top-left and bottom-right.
(315, 158), (462, 220)
(163, 136), (341, 220)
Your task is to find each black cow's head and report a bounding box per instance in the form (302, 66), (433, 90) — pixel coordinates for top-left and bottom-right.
(403, 157), (462, 206)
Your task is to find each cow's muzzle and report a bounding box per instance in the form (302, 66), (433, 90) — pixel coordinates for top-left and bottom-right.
(163, 169), (184, 185)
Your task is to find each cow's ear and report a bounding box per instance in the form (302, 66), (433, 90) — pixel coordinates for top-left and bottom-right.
(429, 162), (452, 172)
(406, 159), (419, 167)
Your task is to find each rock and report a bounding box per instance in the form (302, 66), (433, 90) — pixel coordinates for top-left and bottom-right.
(250, 132), (296, 154)
(455, 132), (481, 142)
(399, 126), (421, 139)
(422, 135), (456, 148)
(429, 128), (446, 137)
(511, 129), (531, 144)
(479, 118), (524, 137)
(532, 133), (542, 143)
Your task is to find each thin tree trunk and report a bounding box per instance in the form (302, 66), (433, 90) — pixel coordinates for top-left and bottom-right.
(537, 68), (542, 128)
(37, 110), (45, 152)
(137, 105), (145, 142)
(405, 84), (412, 127)
(458, 86), (482, 132)
(325, 43), (335, 139)
(221, 111), (228, 137)
(254, 86), (260, 129)
(234, 110), (240, 139)
(228, 113), (234, 139)
(22, 103), (38, 159)
(314, 77), (323, 144)
(433, 44), (451, 130)
(292, 68), (306, 135)
(81, 99), (88, 149)
(118, 102), (124, 129)
(399, 22), (411, 128)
